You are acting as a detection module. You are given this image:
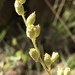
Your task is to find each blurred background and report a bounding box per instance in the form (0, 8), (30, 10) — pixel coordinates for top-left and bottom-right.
(0, 0), (75, 75)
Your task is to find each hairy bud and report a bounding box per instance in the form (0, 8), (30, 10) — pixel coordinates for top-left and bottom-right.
(64, 67), (70, 75)
(29, 48), (40, 62)
(51, 52), (59, 63)
(57, 68), (64, 75)
(16, 0), (26, 4)
(44, 53), (51, 67)
(27, 12), (36, 25)
(26, 25), (40, 39)
(14, 1), (24, 15)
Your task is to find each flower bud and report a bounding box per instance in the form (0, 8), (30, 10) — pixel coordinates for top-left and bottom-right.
(14, 1), (24, 15)
(57, 68), (64, 75)
(51, 52), (59, 63)
(26, 25), (35, 39)
(35, 25), (40, 37)
(26, 25), (40, 39)
(16, 0), (26, 4)
(27, 12), (36, 25)
(44, 53), (51, 67)
(29, 48), (40, 62)
(64, 67), (70, 75)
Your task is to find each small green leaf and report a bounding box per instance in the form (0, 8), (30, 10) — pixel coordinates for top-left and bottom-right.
(15, 50), (22, 56)
(22, 54), (28, 62)
(27, 11), (36, 25)
(0, 30), (6, 42)
(3, 64), (10, 71)
(12, 38), (17, 46)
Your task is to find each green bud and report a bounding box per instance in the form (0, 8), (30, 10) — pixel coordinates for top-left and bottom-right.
(64, 67), (70, 75)
(35, 24), (40, 37)
(29, 48), (40, 62)
(57, 68), (64, 75)
(26, 25), (35, 39)
(26, 25), (40, 39)
(51, 52), (59, 63)
(44, 53), (51, 67)
(27, 12), (36, 25)
(14, 1), (24, 15)
(16, 0), (26, 4)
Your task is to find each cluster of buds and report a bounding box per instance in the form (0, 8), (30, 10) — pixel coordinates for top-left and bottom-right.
(27, 12), (40, 60)
(26, 24), (40, 40)
(44, 53), (51, 68)
(26, 12), (40, 40)
(44, 52), (59, 69)
(14, 0), (40, 63)
(14, 0), (40, 40)
(14, 0), (26, 15)
(57, 67), (70, 75)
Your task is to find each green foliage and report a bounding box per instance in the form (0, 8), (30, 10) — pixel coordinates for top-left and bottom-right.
(15, 50), (28, 62)
(4, 44), (15, 56)
(0, 29), (6, 42)
(1, 50), (28, 71)
(12, 37), (18, 46)
(15, 50), (22, 56)
(67, 54), (75, 69)
(3, 63), (10, 71)
(54, 8), (75, 38)
(21, 54), (28, 62)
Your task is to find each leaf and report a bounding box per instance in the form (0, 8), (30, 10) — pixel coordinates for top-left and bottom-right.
(22, 54), (28, 62)
(15, 50), (22, 56)
(0, 30), (6, 42)
(3, 64), (10, 71)
(12, 38), (17, 46)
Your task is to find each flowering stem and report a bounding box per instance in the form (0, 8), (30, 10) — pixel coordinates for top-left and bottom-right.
(31, 38), (51, 75)
(31, 39), (37, 49)
(39, 57), (51, 75)
(31, 38), (40, 55)
(19, 3), (51, 75)
(22, 14), (27, 27)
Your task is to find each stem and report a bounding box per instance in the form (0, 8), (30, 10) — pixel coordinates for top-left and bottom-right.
(31, 38), (37, 49)
(32, 39), (51, 75)
(21, 12), (51, 75)
(22, 14), (27, 27)
(39, 57), (51, 75)
(31, 38), (40, 57)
